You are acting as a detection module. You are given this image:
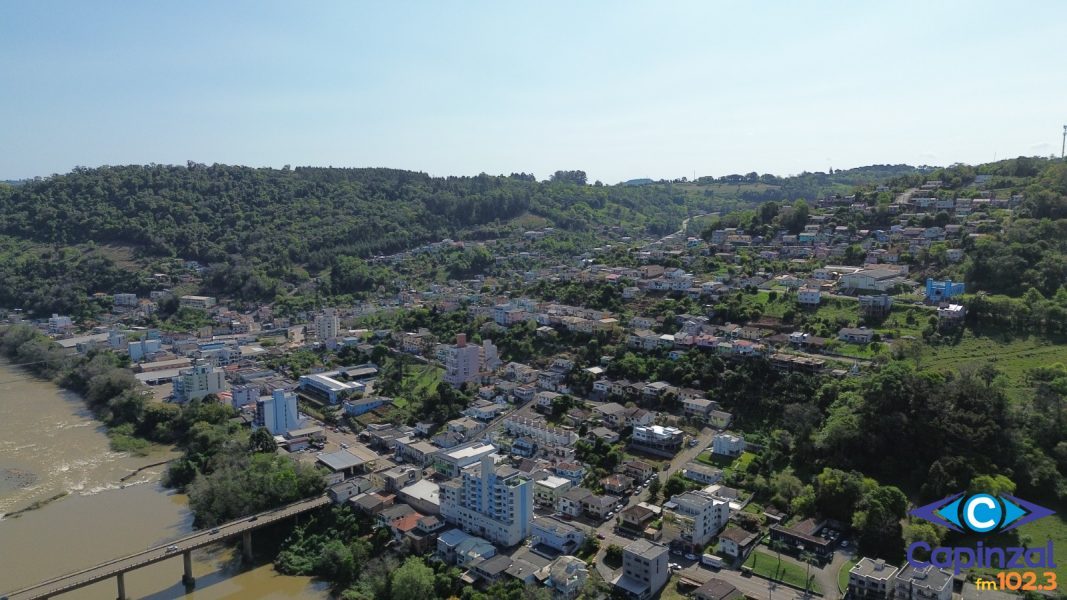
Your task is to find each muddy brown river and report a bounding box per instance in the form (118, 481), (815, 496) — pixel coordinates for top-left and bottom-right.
(0, 358), (330, 599)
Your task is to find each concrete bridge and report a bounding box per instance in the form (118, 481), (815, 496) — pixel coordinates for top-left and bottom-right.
(1, 495), (331, 600)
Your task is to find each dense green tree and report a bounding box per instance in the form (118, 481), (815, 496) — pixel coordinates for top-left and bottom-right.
(390, 556), (435, 600)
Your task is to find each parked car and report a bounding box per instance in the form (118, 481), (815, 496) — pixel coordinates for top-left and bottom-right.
(685, 553), (697, 561)
(597, 533), (605, 540)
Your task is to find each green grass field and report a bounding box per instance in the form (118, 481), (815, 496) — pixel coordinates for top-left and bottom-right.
(965, 508), (1067, 586)
(923, 326), (1067, 395)
(697, 451), (756, 475)
(744, 549), (822, 594)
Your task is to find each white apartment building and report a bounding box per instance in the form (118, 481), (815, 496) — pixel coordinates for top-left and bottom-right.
(439, 455), (533, 547)
(663, 490), (730, 550)
(503, 415), (579, 446)
(314, 308), (340, 341)
(712, 433), (745, 457)
(256, 389), (300, 435)
(432, 441), (498, 478)
(173, 362), (228, 402)
(444, 333), (482, 387)
(631, 425), (684, 454)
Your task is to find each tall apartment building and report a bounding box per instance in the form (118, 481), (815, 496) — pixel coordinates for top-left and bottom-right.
(663, 490), (730, 551)
(444, 333), (482, 387)
(439, 454), (533, 547)
(314, 308), (340, 341)
(173, 362), (228, 402)
(613, 539), (669, 600)
(256, 389), (300, 435)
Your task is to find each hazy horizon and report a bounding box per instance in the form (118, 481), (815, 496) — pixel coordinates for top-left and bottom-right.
(3, 0), (1065, 183)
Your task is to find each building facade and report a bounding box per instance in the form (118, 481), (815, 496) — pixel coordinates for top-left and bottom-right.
(439, 455), (533, 547)
(173, 362), (228, 402)
(663, 491), (730, 550)
(256, 389), (300, 435)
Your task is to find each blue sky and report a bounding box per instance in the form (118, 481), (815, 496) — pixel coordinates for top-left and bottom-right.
(2, 1), (1065, 182)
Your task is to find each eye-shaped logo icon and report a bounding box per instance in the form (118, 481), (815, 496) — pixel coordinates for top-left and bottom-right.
(909, 492), (1055, 534)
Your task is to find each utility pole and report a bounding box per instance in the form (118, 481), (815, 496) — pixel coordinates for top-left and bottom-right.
(1062, 125), (1066, 159)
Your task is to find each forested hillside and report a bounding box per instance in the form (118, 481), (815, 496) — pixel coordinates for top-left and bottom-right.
(0, 164), (727, 263)
(0, 164), (730, 314)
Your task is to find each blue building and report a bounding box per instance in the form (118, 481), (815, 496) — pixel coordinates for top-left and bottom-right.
(926, 278), (965, 302)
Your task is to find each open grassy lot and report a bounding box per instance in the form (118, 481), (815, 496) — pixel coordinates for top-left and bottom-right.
(696, 451), (756, 474)
(922, 326), (1067, 396)
(744, 549), (822, 594)
(965, 506), (1067, 586)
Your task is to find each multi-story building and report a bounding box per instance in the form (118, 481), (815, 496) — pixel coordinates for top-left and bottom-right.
(113, 293), (138, 307)
(393, 436), (440, 467)
(432, 441), (498, 478)
(848, 558), (898, 600)
(548, 555), (589, 600)
(557, 487), (592, 518)
(503, 415), (579, 446)
(893, 563), (952, 600)
(256, 389), (301, 435)
(178, 295), (216, 310)
(173, 362), (228, 402)
(797, 287), (822, 306)
(534, 475), (573, 507)
(613, 539), (670, 600)
(47, 314), (74, 335)
(439, 455), (533, 547)
(712, 433), (745, 457)
(444, 333), (482, 387)
(314, 308), (340, 341)
(631, 425), (684, 454)
(531, 516), (586, 554)
(231, 384), (260, 408)
(662, 490), (730, 551)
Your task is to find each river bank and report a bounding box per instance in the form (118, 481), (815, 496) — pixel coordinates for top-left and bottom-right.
(0, 357), (330, 599)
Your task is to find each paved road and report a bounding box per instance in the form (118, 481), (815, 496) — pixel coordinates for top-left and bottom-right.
(2, 495), (331, 600)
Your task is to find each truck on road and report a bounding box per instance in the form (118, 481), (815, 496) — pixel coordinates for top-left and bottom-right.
(702, 554), (724, 568)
